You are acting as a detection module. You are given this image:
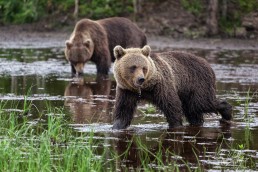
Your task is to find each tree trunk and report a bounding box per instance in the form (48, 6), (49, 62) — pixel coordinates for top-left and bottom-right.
(74, 0), (79, 22)
(222, 0), (227, 18)
(133, 0), (142, 21)
(206, 0), (218, 36)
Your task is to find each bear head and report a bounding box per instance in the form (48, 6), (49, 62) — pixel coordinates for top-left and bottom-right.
(113, 45), (156, 91)
(65, 38), (94, 75)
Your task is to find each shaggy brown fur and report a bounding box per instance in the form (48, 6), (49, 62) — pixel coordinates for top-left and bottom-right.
(65, 17), (147, 76)
(112, 45), (232, 129)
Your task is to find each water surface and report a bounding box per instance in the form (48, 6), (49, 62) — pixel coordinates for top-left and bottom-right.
(0, 47), (258, 171)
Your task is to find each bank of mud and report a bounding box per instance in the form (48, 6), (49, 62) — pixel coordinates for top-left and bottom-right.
(0, 25), (258, 50)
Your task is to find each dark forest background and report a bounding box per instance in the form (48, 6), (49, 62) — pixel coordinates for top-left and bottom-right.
(0, 0), (257, 38)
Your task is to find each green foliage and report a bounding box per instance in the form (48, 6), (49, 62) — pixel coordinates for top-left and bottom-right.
(219, 0), (258, 35)
(0, 0), (39, 24)
(237, 0), (258, 13)
(0, 0), (133, 24)
(181, 0), (258, 35)
(219, 16), (241, 36)
(79, 0), (133, 19)
(181, 0), (203, 16)
(140, 104), (156, 114)
(0, 0), (77, 24)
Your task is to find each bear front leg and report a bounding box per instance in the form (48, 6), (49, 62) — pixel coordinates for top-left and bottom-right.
(94, 47), (111, 75)
(112, 87), (138, 130)
(71, 64), (76, 77)
(96, 59), (111, 75)
(216, 99), (233, 123)
(153, 88), (183, 128)
(96, 61), (110, 75)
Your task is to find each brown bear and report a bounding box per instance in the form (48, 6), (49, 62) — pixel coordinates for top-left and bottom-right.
(65, 17), (147, 77)
(112, 45), (232, 129)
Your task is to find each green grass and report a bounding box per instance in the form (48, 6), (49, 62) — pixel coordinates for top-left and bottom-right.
(0, 99), (111, 171)
(0, 90), (257, 171)
(139, 104), (157, 115)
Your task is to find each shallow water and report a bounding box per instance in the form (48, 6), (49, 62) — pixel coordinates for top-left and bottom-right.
(0, 47), (258, 171)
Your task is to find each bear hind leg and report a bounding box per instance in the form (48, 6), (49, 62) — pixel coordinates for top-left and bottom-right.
(181, 99), (204, 126)
(184, 111), (204, 126)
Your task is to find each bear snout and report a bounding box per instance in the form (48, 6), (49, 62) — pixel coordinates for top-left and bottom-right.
(137, 77), (145, 85)
(74, 63), (85, 76)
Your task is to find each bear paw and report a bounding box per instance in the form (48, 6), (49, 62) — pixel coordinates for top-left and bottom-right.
(219, 118), (232, 126)
(112, 120), (129, 130)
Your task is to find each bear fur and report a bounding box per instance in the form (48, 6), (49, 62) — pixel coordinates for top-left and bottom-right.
(64, 17), (147, 77)
(112, 45), (232, 129)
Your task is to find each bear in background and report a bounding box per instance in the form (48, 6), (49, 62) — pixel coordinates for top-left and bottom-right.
(112, 45), (232, 129)
(65, 17), (147, 77)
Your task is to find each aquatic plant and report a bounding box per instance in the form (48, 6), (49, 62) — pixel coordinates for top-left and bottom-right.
(21, 87), (33, 116)
(139, 103), (157, 116)
(0, 100), (111, 171)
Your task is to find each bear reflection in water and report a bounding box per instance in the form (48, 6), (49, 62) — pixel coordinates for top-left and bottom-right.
(113, 125), (232, 170)
(64, 76), (116, 124)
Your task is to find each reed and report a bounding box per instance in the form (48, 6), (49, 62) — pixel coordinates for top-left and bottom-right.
(0, 88), (257, 171)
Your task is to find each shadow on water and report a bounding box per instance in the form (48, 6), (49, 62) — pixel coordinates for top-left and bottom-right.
(0, 47), (258, 170)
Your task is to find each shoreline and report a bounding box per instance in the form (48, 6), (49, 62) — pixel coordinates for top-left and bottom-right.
(0, 26), (257, 50)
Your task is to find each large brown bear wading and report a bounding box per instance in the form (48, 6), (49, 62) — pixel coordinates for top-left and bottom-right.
(65, 17), (147, 77)
(112, 45), (233, 129)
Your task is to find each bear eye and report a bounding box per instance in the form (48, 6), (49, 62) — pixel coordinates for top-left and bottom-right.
(129, 65), (137, 73)
(143, 67), (147, 74)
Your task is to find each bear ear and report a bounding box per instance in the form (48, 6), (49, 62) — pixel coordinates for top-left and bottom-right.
(114, 45), (126, 60)
(141, 45), (151, 57)
(83, 39), (91, 48)
(65, 41), (73, 49)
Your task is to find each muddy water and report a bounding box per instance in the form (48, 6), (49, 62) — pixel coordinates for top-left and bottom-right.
(0, 47), (258, 171)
